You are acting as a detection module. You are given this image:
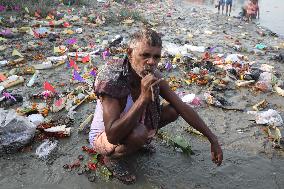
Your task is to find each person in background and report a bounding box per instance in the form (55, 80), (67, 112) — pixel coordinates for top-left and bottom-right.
(240, 0), (259, 21)
(225, 0), (233, 16)
(215, 0), (225, 14)
(246, 0), (259, 21)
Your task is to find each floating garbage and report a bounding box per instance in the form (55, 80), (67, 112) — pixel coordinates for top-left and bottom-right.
(263, 126), (283, 148)
(78, 114), (94, 133)
(0, 60), (8, 67)
(236, 80), (255, 87)
(28, 114), (45, 126)
(0, 108), (36, 153)
(164, 42), (205, 55)
(247, 109), (283, 127)
(225, 54), (244, 63)
(0, 92), (23, 108)
(27, 70), (39, 87)
(157, 131), (194, 155)
(44, 125), (71, 137)
(260, 64), (274, 72)
(35, 139), (58, 159)
(255, 44), (267, 50)
(252, 99), (268, 111)
(274, 86), (284, 97)
(181, 93), (202, 107)
(0, 75), (24, 89)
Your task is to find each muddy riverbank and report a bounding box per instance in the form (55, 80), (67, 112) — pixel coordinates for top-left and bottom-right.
(0, 0), (284, 188)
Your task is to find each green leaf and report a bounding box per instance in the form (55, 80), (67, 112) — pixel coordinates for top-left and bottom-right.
(97, 165), (112, 181)
(157, 131), (194, 155)
(172, 136), (194, 155)
(92, 153), (98, 164)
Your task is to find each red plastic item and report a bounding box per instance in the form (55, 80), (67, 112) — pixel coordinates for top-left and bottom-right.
(82, 146), (97, 154)
(87, 162), (97, 170)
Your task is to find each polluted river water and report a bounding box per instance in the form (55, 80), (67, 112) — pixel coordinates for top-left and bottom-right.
(186, 0), (284, 37)
(0, 0), (284, 189)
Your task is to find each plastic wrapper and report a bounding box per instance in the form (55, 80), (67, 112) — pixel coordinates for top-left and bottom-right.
(163, 42), (205, 56)
(35, 139), (58, 159)
(225, 54), (243, 63)
(0, 108), (36, 153)
(247, 109), (283, 127)
(255, 81), (271, 92)
(28, 114), (45, 126)
(181, 93), (202, 107)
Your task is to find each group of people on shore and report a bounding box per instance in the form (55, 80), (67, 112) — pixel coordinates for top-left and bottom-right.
(216, 0), (260, 22)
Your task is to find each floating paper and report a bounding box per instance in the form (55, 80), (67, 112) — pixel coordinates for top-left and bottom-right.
(73, 70), (85, 82)
(82, 55), (90, 63)
(65, 37), (77, 45)
(43, 81), (56, 93)
(12, 49), (24, 57)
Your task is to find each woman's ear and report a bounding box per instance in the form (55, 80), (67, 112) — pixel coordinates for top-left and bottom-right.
(127, 48), (133, 58)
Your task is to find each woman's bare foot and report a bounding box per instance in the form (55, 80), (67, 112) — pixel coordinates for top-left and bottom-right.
(104, 157), (136, 185)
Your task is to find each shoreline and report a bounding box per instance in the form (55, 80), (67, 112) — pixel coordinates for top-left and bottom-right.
(183, 0), (284, 38)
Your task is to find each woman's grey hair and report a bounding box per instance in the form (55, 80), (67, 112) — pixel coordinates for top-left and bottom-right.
(128, 28), (162, 49)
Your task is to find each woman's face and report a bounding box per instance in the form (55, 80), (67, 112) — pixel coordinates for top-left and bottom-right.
(128, 41), (162, 77)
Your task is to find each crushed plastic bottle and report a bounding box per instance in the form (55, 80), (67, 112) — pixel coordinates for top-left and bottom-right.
(27, 70), (39, 87)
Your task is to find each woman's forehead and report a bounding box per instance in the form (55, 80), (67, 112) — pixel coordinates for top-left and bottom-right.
(134, 41), (162, 52)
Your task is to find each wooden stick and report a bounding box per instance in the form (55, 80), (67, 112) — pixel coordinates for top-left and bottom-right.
(78, 114), (94, 132)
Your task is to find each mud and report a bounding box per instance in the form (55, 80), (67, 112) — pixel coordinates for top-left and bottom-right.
(0, 0), (284, 188)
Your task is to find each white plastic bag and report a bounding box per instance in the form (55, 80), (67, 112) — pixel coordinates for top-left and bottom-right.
(225, 54), (243, 63)
(28, 114), (45, 126)
(0, 108), (36, 153)
(182, 93), (202, 107)
(35, 139), (58, 159)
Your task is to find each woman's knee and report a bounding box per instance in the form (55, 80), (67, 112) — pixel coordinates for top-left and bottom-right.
(164, 105), (179, 122)
(124, 124), (148, 147)
(169, 106), (179, 121)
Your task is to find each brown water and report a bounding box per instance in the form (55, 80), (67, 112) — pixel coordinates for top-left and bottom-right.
(186, 0), (284, 37)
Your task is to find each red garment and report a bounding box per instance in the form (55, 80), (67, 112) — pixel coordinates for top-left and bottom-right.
(246, 1), (259, 15)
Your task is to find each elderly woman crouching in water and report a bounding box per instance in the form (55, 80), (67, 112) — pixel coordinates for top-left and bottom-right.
(89, 28), (223, 184)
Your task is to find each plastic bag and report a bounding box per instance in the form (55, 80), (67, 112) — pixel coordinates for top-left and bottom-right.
(0, 108), (36, 153)
(181, 93), (202, 107)
(28, 114), (45, 126)
(35, 139), (58, 159)
(255, 81), (271, 92)
(259, 72), (272, 83)
(247, 109), (283, 127)
(163, 42), (205, 56)
(255, 72), (277, 92)
(225, 54), (243, 63)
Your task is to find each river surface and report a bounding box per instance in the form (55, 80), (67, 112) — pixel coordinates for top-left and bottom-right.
(186, 0), (284, 37)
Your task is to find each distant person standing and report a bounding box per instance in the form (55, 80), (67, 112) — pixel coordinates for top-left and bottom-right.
(215, 0), (225, 14)
(225, 0), (232, 16)
(246, 0), (259, 21)
(240, 0), (259, 21)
